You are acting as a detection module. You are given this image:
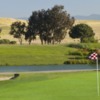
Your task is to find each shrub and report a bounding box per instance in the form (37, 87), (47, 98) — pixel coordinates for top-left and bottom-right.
(64, 59), (91, 64)
(10, 41), (16, 44)
(0, 39), (16, 44)
(82, 37), (98, 43)
(69, 51), (83, 56)
(67, 43), (83, 49)
(0, 39), (10, 44)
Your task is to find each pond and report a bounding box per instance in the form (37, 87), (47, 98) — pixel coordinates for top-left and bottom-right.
(0, 64), (99, 73)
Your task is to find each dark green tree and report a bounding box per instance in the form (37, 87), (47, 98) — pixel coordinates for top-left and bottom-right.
(69, 24), (96, 43)
(26, 5), (75, 44)
(48, 5), (75, 44)
(25, 10), (46, 44)
(10, 21), (26, 45)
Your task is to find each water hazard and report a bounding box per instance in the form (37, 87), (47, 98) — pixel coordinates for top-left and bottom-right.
(0, 64), (99, 73)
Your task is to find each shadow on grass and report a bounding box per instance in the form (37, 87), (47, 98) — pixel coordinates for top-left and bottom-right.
(10, 73), (20, 80)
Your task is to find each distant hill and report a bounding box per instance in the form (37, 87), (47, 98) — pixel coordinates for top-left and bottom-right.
(0, 18), (27, 37)
(0, 17), (27, 26)
(19, 14), (100, 20)
(17, 14), (100, 20)
(0, 17), (100, 43)
(75, 14), (100, 20)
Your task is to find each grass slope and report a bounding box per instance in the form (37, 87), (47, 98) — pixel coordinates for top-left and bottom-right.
(0, 43), (100, 66)
(0, 45), (77, 66)
(0, 18), (27, 26)
(0, 72), (100, 100)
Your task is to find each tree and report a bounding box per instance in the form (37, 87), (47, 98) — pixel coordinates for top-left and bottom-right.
(10, 21), (26, 45)
(26, 5), (75, 44)
(69, 24), (96, 43)
(25, 10), (45, 44)
(48, 5), (75, 44)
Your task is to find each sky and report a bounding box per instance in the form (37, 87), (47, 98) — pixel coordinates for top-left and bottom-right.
(0, 0), (100, 18)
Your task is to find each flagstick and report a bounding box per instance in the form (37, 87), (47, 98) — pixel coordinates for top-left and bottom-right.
(96, 57), (99, 96)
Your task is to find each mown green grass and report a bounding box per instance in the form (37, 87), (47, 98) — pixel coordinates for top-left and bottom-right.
(0, 71), (100, 100)
(0, 45), (77, 66)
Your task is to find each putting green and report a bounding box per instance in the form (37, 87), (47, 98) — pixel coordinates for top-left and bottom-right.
(0, 71), (100, 100)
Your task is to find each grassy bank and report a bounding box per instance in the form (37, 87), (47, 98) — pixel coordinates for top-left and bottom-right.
(0, 72), (100, 100)
(0, 43), (100, 66)
(0, 45), (77, 66)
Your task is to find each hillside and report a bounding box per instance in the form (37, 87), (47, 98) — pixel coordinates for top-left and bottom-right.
(75, 14), (100, 20)
(0, 17), (27, 26)
(0, 18), (28, 42)
(0, 18), (100, 44)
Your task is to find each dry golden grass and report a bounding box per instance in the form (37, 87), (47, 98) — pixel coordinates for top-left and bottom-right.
(0, 17), (27, 26)
(0, 18), (100, 44)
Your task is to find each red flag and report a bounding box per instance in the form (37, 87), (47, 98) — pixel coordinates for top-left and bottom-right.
(89, 52), (98, 60)
(89, 52), (99, 96)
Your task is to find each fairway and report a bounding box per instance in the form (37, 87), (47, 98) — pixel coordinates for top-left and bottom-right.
(0, 71), (100, 100)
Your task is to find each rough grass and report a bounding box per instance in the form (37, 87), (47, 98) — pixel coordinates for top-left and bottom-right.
(0, 71), (100, 100)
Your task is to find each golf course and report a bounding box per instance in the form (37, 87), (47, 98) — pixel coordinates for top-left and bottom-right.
(0, 43), (100, 99)
(0, 71), (100, 100)
(0, 0), (100, 99)
(0, 18), (100, 100)
(0, 37), (100, 99)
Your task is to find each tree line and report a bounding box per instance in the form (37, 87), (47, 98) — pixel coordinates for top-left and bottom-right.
(9, 5), (96, 45)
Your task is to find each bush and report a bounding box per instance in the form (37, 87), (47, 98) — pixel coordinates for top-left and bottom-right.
(0, 39), (16, 44)
(82, 37), (98, 43)
(10, 41), (16, 44)
(69, 51), (83, 56)
(0, 39), (10, 44)
(68, 43), (90, 49)
(64, 59), (91, 64)
(67, 43), (83, 49)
